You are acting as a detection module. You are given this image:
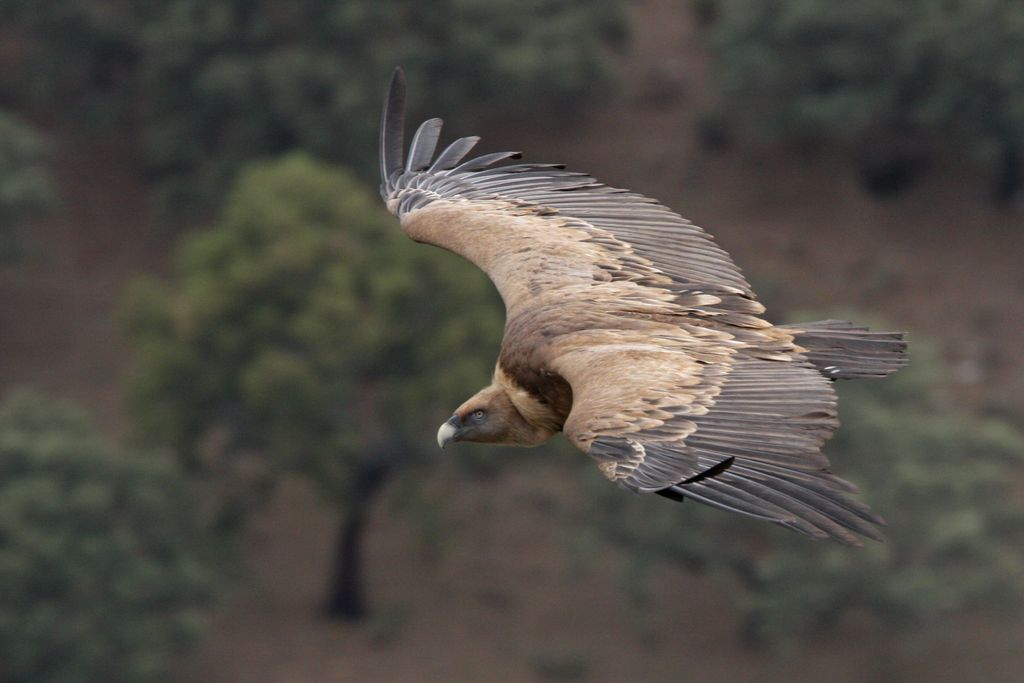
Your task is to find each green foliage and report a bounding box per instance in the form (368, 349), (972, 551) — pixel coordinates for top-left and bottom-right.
(0, 390), (214, 683)
(711, 0), (1024, 142)
(580, 344), (1024, 645)
(5, 0), (626, 219)
(0, 111), (56, 259)
(121, 153), (503, 518)
(0, 1), (146, 123)
(707, 0), (1024, 195)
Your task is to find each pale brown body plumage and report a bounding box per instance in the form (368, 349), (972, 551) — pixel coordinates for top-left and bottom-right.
(380, 69), (907, 545)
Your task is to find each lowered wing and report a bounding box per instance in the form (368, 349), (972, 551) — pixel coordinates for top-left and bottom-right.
(549, 328), (885, 545)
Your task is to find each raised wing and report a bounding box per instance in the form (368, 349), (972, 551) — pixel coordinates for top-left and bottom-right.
(550, 329), (885, 546)
(379, 68), (762, 324)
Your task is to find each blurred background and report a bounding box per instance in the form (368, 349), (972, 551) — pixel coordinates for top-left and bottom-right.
(1, 0), (1024, 681)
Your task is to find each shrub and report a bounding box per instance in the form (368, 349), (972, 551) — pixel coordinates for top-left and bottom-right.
(0, 390), (214, 683)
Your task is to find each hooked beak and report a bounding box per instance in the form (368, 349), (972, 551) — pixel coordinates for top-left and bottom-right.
(437, 415), (461, 449)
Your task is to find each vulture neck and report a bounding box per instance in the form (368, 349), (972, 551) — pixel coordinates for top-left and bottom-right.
(494, 365), (564, 441)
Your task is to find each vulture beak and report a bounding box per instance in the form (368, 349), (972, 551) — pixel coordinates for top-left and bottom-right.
(437, 415), (461, 449)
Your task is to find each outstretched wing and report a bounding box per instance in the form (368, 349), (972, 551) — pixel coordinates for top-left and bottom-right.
(380, 68), (885, 545)
(379, 68), (763, 326)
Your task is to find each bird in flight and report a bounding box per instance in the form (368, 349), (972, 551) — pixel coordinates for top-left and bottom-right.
(378, 68), (907, 546)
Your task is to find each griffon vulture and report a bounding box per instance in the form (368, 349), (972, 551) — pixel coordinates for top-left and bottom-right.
(378, 68), (907, 546)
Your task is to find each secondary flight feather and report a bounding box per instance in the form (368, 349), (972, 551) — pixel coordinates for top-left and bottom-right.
(378, 67), (907, 546)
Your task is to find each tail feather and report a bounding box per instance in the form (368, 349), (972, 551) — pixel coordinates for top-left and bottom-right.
(781, 320), (908, 380)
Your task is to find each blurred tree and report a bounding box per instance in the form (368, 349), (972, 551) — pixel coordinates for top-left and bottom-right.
(121, 154), (504, 619)
(579, 343), (1024, 646)
(706, 0), (1024, 203)
(0, 1), (145, 122)
(0, 111), (56, 259)
(3, 0), (626, 221)
(0, 390), (213, 683)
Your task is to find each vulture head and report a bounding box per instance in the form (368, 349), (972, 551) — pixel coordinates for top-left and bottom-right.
(437, 383), (553, 448)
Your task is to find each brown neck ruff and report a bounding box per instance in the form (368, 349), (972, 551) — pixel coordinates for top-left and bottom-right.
(494, 364), (570, 435)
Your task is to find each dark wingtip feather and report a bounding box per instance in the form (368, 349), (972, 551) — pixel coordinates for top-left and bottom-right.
(450, 151), (523, 174)
(406, 117), (444, 172)
(429, 136), (482, 172)
(380, 67), (406, 191)
(681, 455), (735, 484)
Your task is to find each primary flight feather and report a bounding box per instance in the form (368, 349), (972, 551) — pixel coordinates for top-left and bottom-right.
(378, 68), (907, 546)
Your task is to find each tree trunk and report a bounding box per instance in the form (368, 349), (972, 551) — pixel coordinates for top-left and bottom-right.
(323, 453), (396, 620)
(324, 503), (371, 619)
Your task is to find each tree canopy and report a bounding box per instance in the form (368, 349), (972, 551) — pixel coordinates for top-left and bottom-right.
(707, 0), (1024, 199)
(123, 153), (503, 502)
(0, 390), (214, 683)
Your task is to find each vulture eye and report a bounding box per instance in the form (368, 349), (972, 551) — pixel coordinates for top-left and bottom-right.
(471, 409), (486, 421)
